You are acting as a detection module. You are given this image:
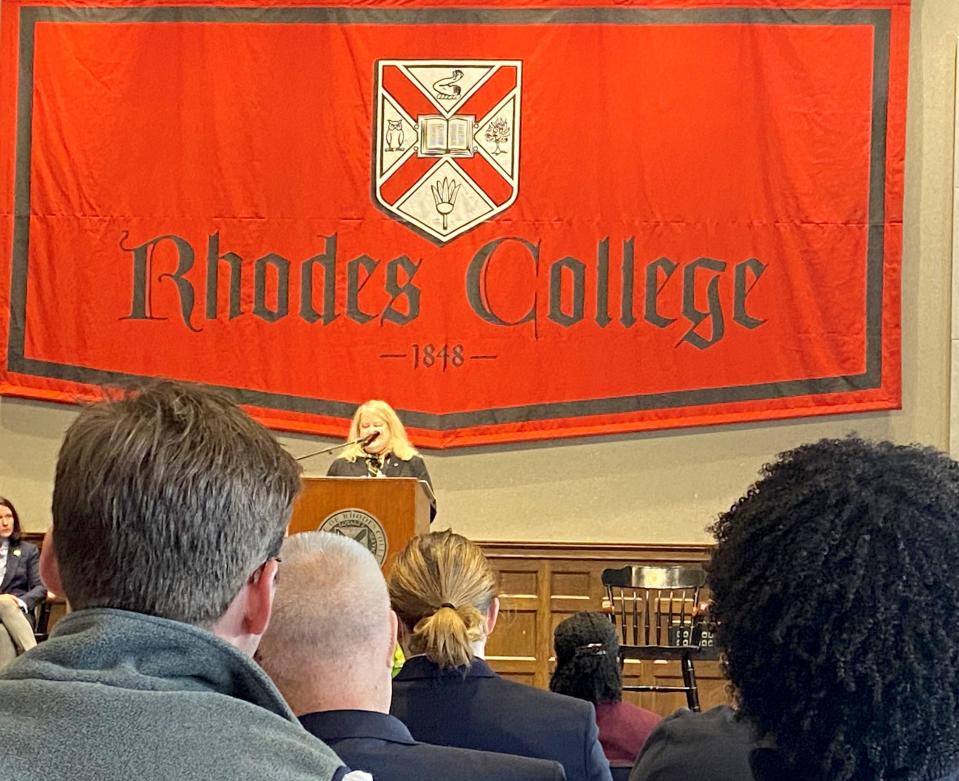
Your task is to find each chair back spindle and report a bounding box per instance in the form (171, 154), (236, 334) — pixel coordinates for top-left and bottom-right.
(601, 564), (707, 711)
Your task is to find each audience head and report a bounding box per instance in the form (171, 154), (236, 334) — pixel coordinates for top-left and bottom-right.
(0, 497), (22, 544)
(47, 380), (300, 639)
(345, 399), (416, 460)
(388, 530), (498, 669)
(549, 611), (622, 704)
(709, 437), (959, 781)
(256, 532), (396, 715)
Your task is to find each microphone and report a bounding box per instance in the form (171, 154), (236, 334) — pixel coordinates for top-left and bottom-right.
(294, 433), (376, 462)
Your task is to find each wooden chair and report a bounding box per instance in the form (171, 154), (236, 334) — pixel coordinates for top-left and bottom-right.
(32, 594), (52, 643)
(602, 564), (707, 711)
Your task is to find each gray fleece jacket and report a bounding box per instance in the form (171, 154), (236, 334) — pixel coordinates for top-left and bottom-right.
(0, 608), (352, 780)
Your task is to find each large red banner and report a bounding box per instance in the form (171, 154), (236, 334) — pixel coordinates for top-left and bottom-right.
(0, 0), (908, 446)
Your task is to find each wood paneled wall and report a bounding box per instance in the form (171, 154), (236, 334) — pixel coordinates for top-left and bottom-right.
(478, 541), (732, 717)
(27, 532), (732, 716)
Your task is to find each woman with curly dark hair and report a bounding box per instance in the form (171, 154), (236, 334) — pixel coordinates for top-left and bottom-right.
(703, 437), (959, 781)
(550, 612), (659, 772)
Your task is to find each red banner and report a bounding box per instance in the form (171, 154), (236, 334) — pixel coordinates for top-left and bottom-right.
(0, 0), (908, 447)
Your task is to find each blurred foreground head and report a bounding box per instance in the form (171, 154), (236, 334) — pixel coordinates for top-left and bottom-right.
(710, 437), (959, 781)
(49, 380), (300, 627)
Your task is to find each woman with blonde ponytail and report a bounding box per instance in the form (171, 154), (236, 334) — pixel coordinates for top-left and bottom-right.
(389, 529), (497, 670)
(389, 531), (613, 781)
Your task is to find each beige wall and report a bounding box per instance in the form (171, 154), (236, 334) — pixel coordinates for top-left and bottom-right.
(1, 1), (952, 543)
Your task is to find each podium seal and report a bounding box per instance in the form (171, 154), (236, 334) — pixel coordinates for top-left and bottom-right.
(318, 508), (389, 565)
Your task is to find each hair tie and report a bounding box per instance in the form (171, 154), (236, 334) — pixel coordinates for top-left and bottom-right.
(439, 602), (456, 610)
(574, 642), (608, 657)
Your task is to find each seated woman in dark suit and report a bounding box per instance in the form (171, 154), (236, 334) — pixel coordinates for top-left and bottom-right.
(551, 612), (660, 775)
(0, 497), (46, 666)
(388, 530), (612, 781)
(327, 400), (436, 521)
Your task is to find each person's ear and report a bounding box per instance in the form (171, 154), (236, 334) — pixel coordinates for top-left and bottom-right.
(39, 528), (63, 596)
(244, 558), (279, 637)
(486, 596), (500, 635)
(386, 609), (399, 669)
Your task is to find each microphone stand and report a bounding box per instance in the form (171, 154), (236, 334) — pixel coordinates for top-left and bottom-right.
(295, 435), (372, 462)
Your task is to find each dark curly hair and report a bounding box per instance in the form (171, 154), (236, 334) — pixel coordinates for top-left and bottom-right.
(709, 437), (959, 781)
(549, 611), (622, 704)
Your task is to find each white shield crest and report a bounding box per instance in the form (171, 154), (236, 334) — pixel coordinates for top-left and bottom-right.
(373, 59), (521, 244)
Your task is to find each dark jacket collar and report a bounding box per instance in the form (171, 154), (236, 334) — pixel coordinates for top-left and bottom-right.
(393, 655), (498, 681)
(300, 709), (416, 745)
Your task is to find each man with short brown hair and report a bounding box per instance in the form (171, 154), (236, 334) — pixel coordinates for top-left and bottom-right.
(0, 381), (361, 781)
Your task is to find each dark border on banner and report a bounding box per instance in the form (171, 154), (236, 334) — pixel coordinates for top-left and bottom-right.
(8, 6), (892, 430)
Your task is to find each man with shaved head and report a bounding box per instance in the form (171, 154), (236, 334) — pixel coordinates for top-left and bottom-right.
(257, 531), (566, 781)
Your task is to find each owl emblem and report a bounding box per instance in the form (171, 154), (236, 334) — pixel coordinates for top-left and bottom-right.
(385, 119), (404, 152)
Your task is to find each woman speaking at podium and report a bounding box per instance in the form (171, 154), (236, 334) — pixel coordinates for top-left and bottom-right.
(326, 400), (436, 521)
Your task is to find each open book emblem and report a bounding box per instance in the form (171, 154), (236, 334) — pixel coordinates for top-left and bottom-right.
(373, 60), (522, 244)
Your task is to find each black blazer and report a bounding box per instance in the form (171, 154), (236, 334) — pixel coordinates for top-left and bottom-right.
(391, 656), (612, 781)
(301, 709), (566, 781)
(1, 541), (46, 619)
(629, 706), (757, 781)
(327, 454), (436, 521)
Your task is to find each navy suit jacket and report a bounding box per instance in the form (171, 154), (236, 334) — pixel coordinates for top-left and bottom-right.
(301, 709), (566, 781)
(1, 541), (46, 618)
(391, 656), (612, 781)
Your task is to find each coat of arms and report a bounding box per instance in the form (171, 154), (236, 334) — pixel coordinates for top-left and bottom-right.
(373, 59), (522, 244)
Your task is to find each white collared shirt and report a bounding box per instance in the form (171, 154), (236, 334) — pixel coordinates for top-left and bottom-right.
(0, 541), (28, 612)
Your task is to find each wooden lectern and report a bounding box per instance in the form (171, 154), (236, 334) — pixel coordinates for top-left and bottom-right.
(288, 477), (432, 573)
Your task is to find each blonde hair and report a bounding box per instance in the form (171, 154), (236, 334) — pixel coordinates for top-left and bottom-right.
(388, 530), (497, 669)
(342, 399), (418, 462)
